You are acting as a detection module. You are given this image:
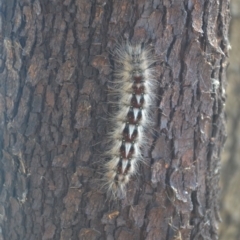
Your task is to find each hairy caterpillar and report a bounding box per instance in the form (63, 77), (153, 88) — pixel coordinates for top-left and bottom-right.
(102, 42), (157, 199)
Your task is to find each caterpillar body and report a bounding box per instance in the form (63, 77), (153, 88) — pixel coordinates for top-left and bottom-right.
(103, 43), (156, 199)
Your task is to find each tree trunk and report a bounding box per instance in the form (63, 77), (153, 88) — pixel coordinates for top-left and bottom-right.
(0, 0), (230, 240)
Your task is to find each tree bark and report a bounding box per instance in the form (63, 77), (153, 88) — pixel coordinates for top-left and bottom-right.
(0, 0), (230, 240)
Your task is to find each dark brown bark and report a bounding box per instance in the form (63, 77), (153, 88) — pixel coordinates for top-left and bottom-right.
(0, 0), (230, 240)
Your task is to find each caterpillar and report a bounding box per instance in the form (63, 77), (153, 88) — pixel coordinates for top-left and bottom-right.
(102, 42), (157, 199)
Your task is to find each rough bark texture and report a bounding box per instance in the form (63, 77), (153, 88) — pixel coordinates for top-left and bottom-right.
(219, 1), (240, 239)
(0, 0), (230, 240)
